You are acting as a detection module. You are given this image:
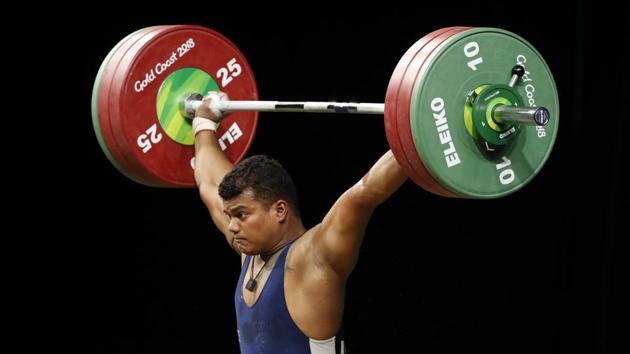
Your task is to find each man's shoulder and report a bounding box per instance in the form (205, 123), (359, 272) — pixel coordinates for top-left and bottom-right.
(287, 224), (321, 264)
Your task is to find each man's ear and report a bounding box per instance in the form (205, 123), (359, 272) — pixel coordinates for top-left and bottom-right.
(273, 200), (288, 223)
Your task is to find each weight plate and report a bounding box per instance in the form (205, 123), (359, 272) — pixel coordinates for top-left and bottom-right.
(385, 27), (459, 197)
(92, 27), (165, 184)
(96, 26), (171, 185)
(410, 28), (559, 198)
(396, 27), (470, 197)
(106, 25), (258, 187)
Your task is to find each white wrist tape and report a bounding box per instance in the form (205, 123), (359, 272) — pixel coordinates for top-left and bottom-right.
(193, 117), (219, 135)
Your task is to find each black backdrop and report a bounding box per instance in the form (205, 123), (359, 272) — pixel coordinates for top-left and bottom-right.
(51, 2), (627, 353)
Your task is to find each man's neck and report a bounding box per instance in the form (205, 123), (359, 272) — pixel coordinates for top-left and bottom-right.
(261, 221), (306, 261)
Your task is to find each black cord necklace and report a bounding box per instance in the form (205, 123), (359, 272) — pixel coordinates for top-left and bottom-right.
(245, 233), (304, 292)
(245, 256), (267, 292)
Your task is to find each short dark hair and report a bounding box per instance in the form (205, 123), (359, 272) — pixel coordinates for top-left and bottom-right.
(218, 155), (300, 217)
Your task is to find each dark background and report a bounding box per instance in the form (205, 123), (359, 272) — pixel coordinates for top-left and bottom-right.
(52, 2), (627, 353)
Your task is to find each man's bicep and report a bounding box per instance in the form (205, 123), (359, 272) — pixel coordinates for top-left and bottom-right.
(318, 187), (376, 276)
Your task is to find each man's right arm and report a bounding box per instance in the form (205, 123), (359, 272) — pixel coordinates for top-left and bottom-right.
(193, 93), (240, 253)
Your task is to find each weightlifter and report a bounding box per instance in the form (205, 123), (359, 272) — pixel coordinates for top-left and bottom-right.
(192, 91), (408, 354)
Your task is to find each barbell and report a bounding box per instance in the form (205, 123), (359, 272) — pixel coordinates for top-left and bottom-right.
(91, 25), (558, 198)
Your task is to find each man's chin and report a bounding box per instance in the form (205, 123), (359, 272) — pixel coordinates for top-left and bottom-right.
(237, 244), (256, 255)
(239, 246), (258, 255)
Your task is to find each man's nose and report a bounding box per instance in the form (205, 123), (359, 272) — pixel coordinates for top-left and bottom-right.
(228, 219), (240, 233)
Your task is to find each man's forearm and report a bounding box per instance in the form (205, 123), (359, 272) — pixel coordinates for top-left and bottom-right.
(357, 150), (408, 206)
(193, 131), (234, 188)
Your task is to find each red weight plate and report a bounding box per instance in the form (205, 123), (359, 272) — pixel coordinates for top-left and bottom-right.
(387, 28), (470, 197)
(97, 26), (170, 185)
(108, 25), (258, 187)
(397, 27), (471, 197)
(93, 28), (143, 183)
(385, 27), (454, 195)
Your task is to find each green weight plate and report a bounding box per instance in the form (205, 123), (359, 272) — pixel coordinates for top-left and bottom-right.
(410, 28), (559, 198)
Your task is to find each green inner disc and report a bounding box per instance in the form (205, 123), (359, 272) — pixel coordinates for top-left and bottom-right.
(156, 67), (219, 145)
(472, 84), (523, 145)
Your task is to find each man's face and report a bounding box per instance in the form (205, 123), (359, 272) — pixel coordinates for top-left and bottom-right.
(223, 189), (277, 255)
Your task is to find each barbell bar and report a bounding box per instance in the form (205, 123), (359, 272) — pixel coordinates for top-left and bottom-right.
(182, 64), (549, 127)
(183, 93), (385, 115)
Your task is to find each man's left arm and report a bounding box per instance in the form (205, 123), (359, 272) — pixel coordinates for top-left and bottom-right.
(316, 150), (408, 278)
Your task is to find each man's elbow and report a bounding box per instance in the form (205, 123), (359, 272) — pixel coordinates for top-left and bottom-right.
(197, 182), (217, 207)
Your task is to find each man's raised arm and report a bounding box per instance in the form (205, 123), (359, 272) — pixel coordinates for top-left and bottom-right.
(316, 150), (408, 277)
(193, 92), (238, 251)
